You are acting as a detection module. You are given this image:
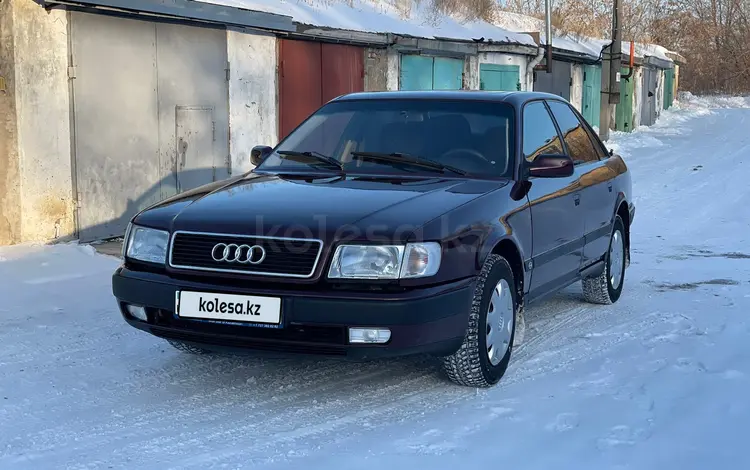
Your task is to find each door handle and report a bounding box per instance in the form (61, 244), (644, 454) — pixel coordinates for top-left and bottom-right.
(573, 194), (581, 206)
(607, 182), (613, 193)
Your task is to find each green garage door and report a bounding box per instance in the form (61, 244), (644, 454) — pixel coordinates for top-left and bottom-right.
(616, 66), (635, 132)
(479, 64), (520, 91)
(581, 64), (601, 128)
(400, 55), (463, 90)
(663, 68), (675, 109)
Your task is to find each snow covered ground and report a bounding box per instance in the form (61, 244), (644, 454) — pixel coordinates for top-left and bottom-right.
(2, 94), (750, 469)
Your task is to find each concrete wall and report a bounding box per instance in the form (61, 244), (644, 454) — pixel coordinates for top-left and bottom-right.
(364, 48), (389, 92)
(386, 50), (399, 90)
(570, 64), (584, 111)
(464, 54), (479, 89)
(4, 0), (74, 244)
(477, 52), (530, 90)
(0, 0), (21, 245)
(226, 28), (278, 174)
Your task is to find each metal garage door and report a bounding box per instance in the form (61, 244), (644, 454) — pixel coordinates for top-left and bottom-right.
(480, 64), (521, 91)
(400, 55), (464, 91)
(279, 39), (322, 141)
(278, 40), (364, 140)
(663, 68), (675, 109)
(616, 66), (635, 132)
(321, 43), (365, 103)
(534, 60), (572, 100)
(581, 64), (601, 127)
(70, 12), (229, 242)
(641, 67), (657, 126)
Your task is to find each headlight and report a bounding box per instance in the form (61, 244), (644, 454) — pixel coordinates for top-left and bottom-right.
(124, 224), (170, 264)
(328, 242), (441, 280)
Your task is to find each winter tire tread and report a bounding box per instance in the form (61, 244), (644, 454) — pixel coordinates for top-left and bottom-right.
(582, 215), (626, 305)
(442, 254), (518, 388)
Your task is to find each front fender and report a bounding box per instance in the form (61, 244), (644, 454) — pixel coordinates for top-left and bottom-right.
(477, 229), (531, 295)
(406, 184), (532, 289)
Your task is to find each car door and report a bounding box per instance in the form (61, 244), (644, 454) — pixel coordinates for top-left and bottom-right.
(546, 100), (616, 269)
(523, 100), (586, 300)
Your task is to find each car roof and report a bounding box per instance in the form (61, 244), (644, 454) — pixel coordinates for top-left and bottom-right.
(331, 90), (567, 107)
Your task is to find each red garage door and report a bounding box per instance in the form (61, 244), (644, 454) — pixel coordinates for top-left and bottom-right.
(279, 40), (364, 140)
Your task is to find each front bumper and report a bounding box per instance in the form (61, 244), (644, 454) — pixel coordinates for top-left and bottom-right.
(112, 267), (474, 360)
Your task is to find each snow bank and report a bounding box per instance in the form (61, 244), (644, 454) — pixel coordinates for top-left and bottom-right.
(677, 91), (750, 110)
(606, 91), (750, 161)
(200, 0), (537, 45)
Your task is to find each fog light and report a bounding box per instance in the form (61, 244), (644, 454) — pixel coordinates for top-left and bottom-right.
(126, 304), (148, 322)
(349, 328), (391, 344)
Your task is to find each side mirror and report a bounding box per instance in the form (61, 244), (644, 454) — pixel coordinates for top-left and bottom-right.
(250, 145), (273, 166)
(527, 154), (574, 178)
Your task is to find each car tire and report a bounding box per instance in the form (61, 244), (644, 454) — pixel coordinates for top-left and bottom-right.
(582, 215), (627, 305)
(442, 254), (518, 388)
(166, 339), (211, 355)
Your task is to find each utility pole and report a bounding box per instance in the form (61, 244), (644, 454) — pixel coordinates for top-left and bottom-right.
(599, 0), (622, 141)
(545, 0), (552, 74)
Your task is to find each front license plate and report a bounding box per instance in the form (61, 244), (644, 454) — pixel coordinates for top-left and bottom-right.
(177, 291), (281, 325)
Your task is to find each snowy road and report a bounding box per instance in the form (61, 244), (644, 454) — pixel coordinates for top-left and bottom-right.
(2, 94), (750, 469)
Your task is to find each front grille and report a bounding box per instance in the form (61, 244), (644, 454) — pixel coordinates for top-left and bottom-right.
(169, 231), (323, 278)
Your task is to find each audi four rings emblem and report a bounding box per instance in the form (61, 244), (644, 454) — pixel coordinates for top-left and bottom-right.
(211, 243), (267, 264)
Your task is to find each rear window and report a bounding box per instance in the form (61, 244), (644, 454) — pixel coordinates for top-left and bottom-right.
(259, 98), (516, 178)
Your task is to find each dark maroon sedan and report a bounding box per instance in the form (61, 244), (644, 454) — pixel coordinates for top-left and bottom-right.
(112, 91), (634, 388)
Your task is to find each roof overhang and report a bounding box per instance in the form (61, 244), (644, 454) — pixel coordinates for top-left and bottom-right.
(38, 0), (295, 32)
(665, 50), (687, 65)
(291, 24), (391, 47)
(550, 48), (601, 65)
(389, 35), (538, 57)
(643, 55), (675, 70)
(476, 42), (540, 56)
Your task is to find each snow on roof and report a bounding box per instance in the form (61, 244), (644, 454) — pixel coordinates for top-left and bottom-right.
(198, 0), (538, 46)
(633, 42), (673, 62)
(492, 10), (675, 63)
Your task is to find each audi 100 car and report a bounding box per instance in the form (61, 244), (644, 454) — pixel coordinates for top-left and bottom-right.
(112, 91), (634, 388)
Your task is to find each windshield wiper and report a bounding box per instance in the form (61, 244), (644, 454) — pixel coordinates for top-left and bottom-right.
(276, 150), (344, 172)
(349, 152), (467, 176)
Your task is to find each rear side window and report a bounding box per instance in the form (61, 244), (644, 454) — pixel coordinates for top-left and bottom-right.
(547, 101), (601, 164)
(522, 101), (563, 162)
(587, 127), (609, 160)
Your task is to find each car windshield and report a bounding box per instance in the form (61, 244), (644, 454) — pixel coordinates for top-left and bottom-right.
(257, 98), (516, 178)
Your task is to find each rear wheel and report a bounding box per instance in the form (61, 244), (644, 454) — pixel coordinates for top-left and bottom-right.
(443, 254), (518, 388)
(166, 339), (211, 355)
(582, 215), (627, 304)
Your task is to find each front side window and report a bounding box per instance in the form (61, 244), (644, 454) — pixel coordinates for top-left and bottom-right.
(547, 101), (600, 165)
(522, 101), (563, 162)
(257, 99), (516, 178)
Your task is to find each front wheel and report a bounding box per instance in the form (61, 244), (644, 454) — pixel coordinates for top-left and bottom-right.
(442, 254), (518, 388)
(582, 215), (627, 304)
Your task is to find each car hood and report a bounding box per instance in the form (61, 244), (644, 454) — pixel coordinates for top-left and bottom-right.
(133, 172), (508, 242)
